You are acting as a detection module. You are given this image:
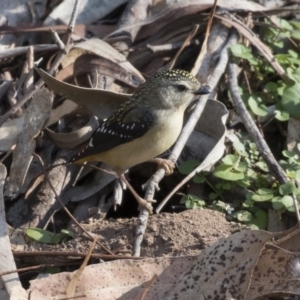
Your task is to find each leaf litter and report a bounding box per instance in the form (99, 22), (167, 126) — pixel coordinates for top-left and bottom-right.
(0, 0), (300, 299)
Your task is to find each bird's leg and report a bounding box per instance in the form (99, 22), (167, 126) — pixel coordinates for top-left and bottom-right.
(118, 173), (155, 213)
(149, 158), (175, 175)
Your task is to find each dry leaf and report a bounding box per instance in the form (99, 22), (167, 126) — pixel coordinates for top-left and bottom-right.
(36, 68), (129, 120)
(25, 230), (277, 300)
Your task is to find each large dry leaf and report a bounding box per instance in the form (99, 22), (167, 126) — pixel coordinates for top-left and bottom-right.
(5, 87), (53, 197)
(58, 39), (145, 87)
(45, 99), (78, 127)
(23, 230), (277, 300)
(45, 115), (99, 149)
(36, 68), (130, 120)
(247, 247), (300, 299)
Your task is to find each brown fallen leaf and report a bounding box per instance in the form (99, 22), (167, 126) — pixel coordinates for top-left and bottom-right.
(36, 68), (130, 120)
(24, 230), (281, 300)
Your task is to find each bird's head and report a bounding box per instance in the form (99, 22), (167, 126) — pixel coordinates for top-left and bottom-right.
(135, 69), (210, 109)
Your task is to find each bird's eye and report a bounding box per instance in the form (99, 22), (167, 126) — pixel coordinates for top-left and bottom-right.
(176, 85), (187, 92)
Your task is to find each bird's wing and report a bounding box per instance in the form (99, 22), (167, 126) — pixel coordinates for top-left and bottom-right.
(72, 108), (155, 162)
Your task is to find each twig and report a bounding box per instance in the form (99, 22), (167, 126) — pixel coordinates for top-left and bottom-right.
(0, 262), (80, 277)
(13, 250), (145, 260)
(66, 236), (97, 297)
(165, 24), (199, 70)
(49, 29), (66, 53)
(140, 274), (157, 300)
(0, 0), (81, 127)
(191, 0), (218, 76)
(227, 55), (300, 222)
(0, 44), (59, 60)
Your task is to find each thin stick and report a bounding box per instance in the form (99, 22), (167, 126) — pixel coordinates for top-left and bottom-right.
(227, 58), (300, 222)
(191, 0), (218, 76)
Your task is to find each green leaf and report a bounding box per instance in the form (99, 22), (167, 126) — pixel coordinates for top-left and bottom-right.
(252, 188), (274, 202)
(291, 30), (300, 40)
(222, 154), (239, 165)
(274, 109), (290, 121)
(281, 195), (295, 212)
(295, 169), (300, 183)
(222, 182), (232, 190)
(213, 164), (244, 181)
(248, 210), (268, 229)
(230, 44), (252, 59)
(234, 162), (247, 172)
(248, 95), (268, 116)
(178, 160), (200, 175)
(233, 141), (248, 157)
(279, 19), (293, 31)
(279, 182), (295, 195)
(255, 161), (269, 172)
(25, 228), (62, 244)
(180, 194), (205, 209)
(272, 196), (285, 211)
(264, 82), (278, 93)
(236, 179), (250, 188)
(193, 174), (206, 184)
(282, 150), (295, 158)
(209, 192), (219, 200)
(290, 20), (300, 29)
(233, 210), (252, 222)
(243, 196), (254, 208)
(282, 82), (300, 119)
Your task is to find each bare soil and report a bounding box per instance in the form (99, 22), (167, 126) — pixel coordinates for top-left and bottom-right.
(26, 209), (241, 258)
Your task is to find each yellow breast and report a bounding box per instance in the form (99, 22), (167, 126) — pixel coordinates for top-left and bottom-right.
(83, 110), (184, 171)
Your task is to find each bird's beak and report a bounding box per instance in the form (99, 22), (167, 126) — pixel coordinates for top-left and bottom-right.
(194, 85), (211, 95)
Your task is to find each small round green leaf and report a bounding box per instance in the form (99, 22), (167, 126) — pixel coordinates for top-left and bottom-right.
(252, 188), (274, 202)
(213, 165), (244, 181)
(178, 160), (200, 175)
(281, 195), (295, 212)
(248, 95), (268, 117)
(233, 141), (248, 157)
(25, 228), (62, 244)
(282, 82), (300, 119)
(248, 210), (268, 229)
(282, 150), (295, 158)
(233, 210), (252, 222)
(222, 154), (239, 165)
(279, 182), (295, 196)
(272, 196), (285, 211)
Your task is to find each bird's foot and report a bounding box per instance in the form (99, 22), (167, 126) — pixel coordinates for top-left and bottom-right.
(119, 173), (155, 214)
(151, 158), (175, 175)
(142, 180), (160, 191)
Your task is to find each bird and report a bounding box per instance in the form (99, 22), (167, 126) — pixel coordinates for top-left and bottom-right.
(72, 69), (211, 213)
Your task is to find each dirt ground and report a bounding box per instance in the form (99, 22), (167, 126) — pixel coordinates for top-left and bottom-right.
(25, 208), (242, 258)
